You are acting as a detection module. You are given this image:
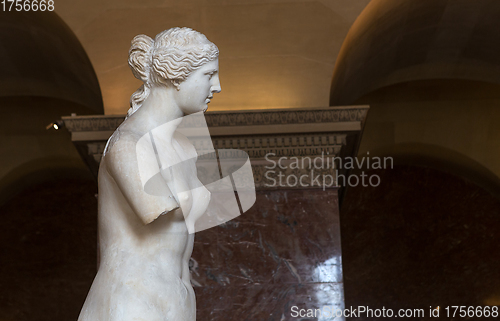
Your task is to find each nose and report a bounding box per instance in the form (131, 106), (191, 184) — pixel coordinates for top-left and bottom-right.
(211, 75), (221, 94)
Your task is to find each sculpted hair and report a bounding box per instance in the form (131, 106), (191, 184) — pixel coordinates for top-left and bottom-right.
(127, 27), (219, 117)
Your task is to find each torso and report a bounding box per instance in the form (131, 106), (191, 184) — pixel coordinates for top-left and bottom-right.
(78, 124), (210, 321)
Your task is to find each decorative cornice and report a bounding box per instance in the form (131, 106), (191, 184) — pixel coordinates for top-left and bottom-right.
(204, 107), (368, 127)
(63, 116), (124, 133)
(61, 106), (369, 189)
(63, 106), (368, 132)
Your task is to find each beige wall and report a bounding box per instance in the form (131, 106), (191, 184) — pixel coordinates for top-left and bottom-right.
(54, 0), (370, 114)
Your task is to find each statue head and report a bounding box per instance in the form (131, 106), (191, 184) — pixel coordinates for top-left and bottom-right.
(127, 27), (219, 116)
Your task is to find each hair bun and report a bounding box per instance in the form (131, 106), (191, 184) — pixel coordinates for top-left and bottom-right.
(126, 28), (219, 118)
(128, 34), (154, 83)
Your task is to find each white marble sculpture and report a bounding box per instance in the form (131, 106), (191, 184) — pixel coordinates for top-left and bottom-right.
(78, 27), (221, 321)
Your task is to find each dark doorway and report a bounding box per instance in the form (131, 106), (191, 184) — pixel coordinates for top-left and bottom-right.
(341, 165), (500, 320)
(0, 177), (97, 321)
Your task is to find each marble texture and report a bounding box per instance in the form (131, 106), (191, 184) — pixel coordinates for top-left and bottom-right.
(191, 189), (344, 320)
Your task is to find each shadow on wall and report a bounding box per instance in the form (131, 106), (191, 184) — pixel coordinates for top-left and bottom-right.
(330, 0), (500, 106)
(0, 10), (103, 206)
(353, 143), (500, 201)
(0, 10), (103, 112)
(0, 157), (94, 206)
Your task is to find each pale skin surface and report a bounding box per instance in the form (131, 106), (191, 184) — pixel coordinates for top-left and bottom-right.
(78, 59), (221, 321)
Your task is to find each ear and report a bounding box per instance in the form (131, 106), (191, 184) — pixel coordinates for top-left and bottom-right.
(171, 79), (181, 91)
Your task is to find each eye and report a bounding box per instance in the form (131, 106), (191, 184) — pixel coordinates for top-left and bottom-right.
(206, 71), (216, 79)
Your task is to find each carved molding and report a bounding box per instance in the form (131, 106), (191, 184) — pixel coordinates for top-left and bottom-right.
(63, 106), (368, 132)
(62, 106), (369, 190)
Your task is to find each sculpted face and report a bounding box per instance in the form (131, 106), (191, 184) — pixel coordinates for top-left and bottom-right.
(175, 59), (221, 114)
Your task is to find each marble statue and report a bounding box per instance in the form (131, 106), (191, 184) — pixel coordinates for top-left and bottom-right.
(78, 27), (221, 321)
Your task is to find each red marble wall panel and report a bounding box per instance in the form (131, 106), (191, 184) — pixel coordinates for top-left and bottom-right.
(191, 189), (344, 320)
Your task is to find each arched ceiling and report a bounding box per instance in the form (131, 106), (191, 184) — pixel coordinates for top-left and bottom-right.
(54, 0), (371, 114)
(330, 0), (500, 105)
(0, 11), (103, 114)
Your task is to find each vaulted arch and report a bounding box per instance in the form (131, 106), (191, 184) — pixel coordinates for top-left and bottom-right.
(330, 0), (500, 105)
(0, 11), (103, 113)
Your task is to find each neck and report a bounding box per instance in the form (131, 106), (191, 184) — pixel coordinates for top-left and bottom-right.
(126, 86), (183, 141)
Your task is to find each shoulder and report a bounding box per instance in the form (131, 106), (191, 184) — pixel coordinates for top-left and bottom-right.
(103, 128), (143, 171)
